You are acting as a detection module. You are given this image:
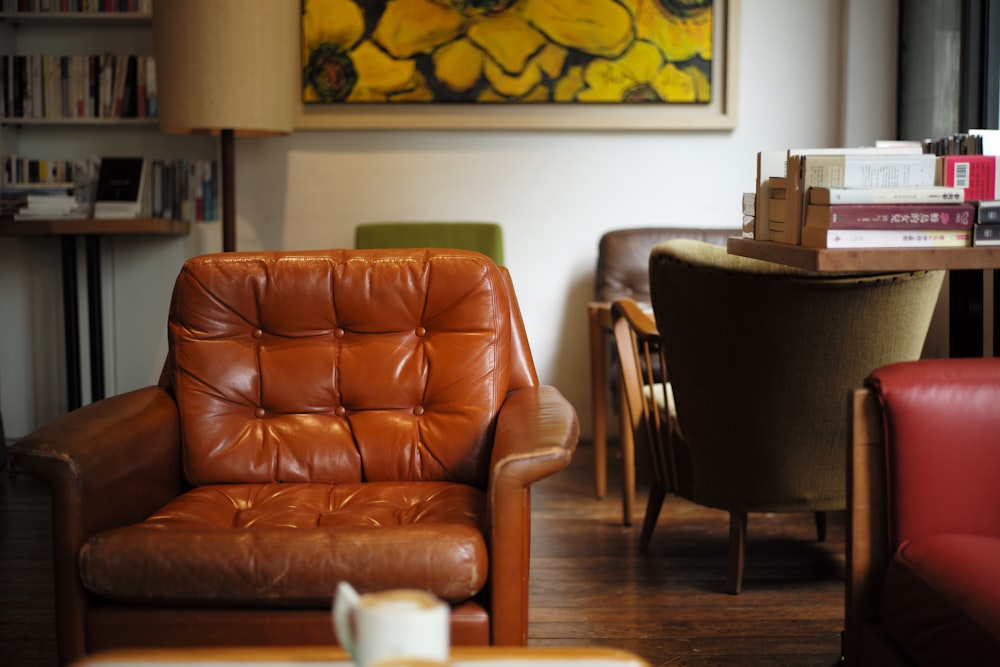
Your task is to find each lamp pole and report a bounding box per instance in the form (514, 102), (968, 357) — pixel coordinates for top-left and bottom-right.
(221, 128), (236, 252)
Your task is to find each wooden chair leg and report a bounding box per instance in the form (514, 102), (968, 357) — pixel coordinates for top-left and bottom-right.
(639, 483), (667, 551)
(619, 380), (635, 526)
(588, 304), (608, 499)
(814, 511), (827, 542)
(727, 512), (747, 595)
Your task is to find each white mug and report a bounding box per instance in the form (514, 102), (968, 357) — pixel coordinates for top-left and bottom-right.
(333, 582), (450, 667)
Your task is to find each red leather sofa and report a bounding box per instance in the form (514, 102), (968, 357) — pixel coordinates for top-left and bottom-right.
(847, 357), (1000, 665)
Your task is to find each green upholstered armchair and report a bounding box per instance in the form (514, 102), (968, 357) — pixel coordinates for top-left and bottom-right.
(355, 222), (504, 266)
(643, 240), (944, 594)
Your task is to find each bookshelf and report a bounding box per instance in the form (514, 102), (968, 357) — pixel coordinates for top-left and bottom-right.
(0, 4), (221, 436)
(0, 216), (188, 237)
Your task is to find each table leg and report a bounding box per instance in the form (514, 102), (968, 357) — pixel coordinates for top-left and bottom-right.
(949, 270), (985, 357)
(85, 236), (105, 401)
(60, 236), (82, 411)
(994, 270), (999, 357)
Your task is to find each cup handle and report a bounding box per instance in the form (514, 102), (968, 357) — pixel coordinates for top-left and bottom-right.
(333, 581), (361, 656)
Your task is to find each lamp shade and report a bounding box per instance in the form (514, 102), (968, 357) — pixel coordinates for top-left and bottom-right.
(152, 0), (298, 136)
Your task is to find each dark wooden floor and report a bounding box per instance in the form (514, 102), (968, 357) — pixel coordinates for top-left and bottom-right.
(0, 441), (845, 667)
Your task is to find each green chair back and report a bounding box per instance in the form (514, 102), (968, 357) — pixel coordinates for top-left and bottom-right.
(648, 239), (945, 513)
(355, 222), (504, 266)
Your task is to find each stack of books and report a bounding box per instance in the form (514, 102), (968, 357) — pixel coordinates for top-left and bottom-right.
(755, 133), (1000, 249)
(12, 189), (89, 220)
(800, 186), (973, 249)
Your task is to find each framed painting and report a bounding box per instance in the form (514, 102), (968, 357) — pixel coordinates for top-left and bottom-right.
(295, 0), (738, 130)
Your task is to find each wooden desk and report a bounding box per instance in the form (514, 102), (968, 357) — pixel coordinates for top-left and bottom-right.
(0, 218), (190, 410)
(71, 646), (652, 667)
(727, 238), (1000, 357)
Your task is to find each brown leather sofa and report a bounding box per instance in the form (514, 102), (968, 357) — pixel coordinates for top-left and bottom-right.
(12, 249), (579, 666)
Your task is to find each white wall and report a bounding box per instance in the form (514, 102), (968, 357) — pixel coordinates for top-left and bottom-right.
(0, 0), (898, 439)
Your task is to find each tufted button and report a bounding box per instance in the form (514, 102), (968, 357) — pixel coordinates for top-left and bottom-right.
(254, 408), (266, 418)
(252, 329), (264, 339)
(413, 406), (425, 416)
(334, 328), (345, 338)
(335, 406), (346, 417)
(415, 327), (427, 337)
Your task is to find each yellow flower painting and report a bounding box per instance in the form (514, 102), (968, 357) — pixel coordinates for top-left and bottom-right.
(301, 0), (714, 104)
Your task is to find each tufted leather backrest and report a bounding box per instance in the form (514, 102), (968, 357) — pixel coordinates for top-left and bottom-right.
(163, 249), (527, 488)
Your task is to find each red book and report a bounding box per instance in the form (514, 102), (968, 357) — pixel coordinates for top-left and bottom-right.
(936, 154), (999, 201)
(804, 202), (976, 230)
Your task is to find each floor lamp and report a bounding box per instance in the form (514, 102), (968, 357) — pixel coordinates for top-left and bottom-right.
(152, 0), (298, 252)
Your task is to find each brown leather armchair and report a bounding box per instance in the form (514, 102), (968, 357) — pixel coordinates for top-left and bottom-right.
(12, 249), (578, 666)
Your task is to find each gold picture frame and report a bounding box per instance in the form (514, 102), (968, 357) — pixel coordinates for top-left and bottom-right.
(295, 0), (739, 131)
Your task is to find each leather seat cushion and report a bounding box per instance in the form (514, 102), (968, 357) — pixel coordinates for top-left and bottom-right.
(880, 533), (1000, 664)
(79, 481), (488, 605)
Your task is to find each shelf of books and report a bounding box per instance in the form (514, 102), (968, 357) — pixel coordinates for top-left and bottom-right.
(1, 52), (158, 122)
(2, 155), (218, 228)
(735, 131), (1000, 272)
(0, 215), (188, 236)
(0, 1), (151, 18)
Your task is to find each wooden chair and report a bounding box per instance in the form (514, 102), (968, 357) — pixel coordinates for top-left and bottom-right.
(588, 227), (738, 525)
(639, 239), (944, 593)
(610, 299), (683, 551)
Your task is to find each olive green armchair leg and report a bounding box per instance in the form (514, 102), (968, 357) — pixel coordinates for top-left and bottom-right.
(727, 512), (748, 595)
(815, 511), (827, 542)
(639, 483), (668, 552)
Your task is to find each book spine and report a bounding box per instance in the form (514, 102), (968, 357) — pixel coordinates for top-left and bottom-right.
(801, 227), (971, 249)
(937, 155), (999, 202)
(811, 186), (966, 205)
(973, 225), (1000, 246)
(1, 55), (7, 119)
(807, 203), (975, 230)
(977, 202), (1000, 225)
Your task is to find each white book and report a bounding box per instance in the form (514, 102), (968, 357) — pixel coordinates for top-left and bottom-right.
(809, 185), (966, 205)
(801, 226), (971, 249)
(803, 153), (938, 190)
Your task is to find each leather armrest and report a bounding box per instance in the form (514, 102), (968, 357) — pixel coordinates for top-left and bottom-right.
(11, 386), (185, 533)
(490, 385), (578, 491)
(487, 385), (578, 644)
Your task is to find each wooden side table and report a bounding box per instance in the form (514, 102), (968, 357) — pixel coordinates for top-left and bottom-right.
(0, 218), (190, 410)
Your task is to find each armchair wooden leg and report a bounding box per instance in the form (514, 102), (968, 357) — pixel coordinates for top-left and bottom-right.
(727, 512), (747, 595)
(815, 511), (827, 542)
